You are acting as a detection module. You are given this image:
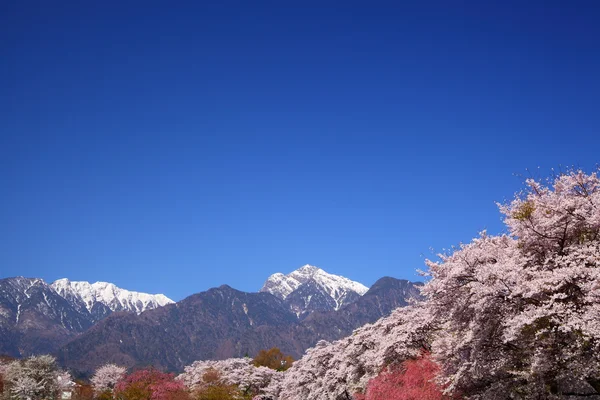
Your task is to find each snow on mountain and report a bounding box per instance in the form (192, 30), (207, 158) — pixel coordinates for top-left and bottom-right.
(0, 276), (174, 357)
(260, 264), (369, 311)
(51, 279), (174, 315)
(0, 277), (96, 357)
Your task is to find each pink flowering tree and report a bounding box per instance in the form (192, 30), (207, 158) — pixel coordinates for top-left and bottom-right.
(114, 368), (189, 400)
(355, 353), (452, 400)
(424, 169), (600, 398)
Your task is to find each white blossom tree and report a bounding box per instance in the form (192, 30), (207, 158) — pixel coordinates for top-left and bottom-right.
(9, 376), (43, 400)
(177, 357), (283, 397)
(90, 364), (127, 394)
(55, 370), (74, 393)
(424, 169), (600, 399)
(1, 355), (71, 400)
(0, 360), (9, 375)
(0, 360), (9, 393)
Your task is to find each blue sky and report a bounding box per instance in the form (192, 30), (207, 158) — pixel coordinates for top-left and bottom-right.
(1, 1), (599, 301)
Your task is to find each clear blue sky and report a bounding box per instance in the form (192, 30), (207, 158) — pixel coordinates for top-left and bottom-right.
(1, 1), (599, 301)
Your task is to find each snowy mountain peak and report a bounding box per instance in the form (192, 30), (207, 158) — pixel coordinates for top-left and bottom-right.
(296, 264), (319, 274)
(260, 264), (368, 311)
(50, 279), (174, 315)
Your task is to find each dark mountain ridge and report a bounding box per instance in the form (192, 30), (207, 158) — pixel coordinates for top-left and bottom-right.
(56, 277), (423, 373)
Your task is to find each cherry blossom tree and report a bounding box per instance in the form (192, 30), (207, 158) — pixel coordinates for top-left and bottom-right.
(1, 355), (73, 400)
(56, 370), (75, 392)
(424, 169), (600, 398)
(91, 364), (127, 395)
(0, 361), (8, 394)
(177, 357), (283, 398)
(9, 376), (43, 400)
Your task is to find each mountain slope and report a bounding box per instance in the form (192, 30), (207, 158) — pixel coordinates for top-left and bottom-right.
(284, 279), (338, 318)
(58, 285), (302, 372)
(0, 277), (94, 357)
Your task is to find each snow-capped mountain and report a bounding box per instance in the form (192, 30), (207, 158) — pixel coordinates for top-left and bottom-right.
(0, 276), (174, 358)
(51, 279), (173, 318)
(0, 277), (95, 357)
(260, 264), (369, 315)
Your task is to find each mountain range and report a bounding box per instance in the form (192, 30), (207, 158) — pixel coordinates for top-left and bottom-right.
(0, 265), (423, 374)
(0, 277), (173, 357)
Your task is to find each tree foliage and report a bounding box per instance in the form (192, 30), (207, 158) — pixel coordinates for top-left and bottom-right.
(424, 169), (600, 398)
(355, 353), (453, 400)
(252, 348), (293, 372)
(177, 358), (282, 399)
(114, 369), (189, 400)
(91, 364), (126, 395)
(191, 368), (247, 400)
(0, 355), (73, 400)
(0, 363), (6, 395)
(72, 380), (94, 400)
